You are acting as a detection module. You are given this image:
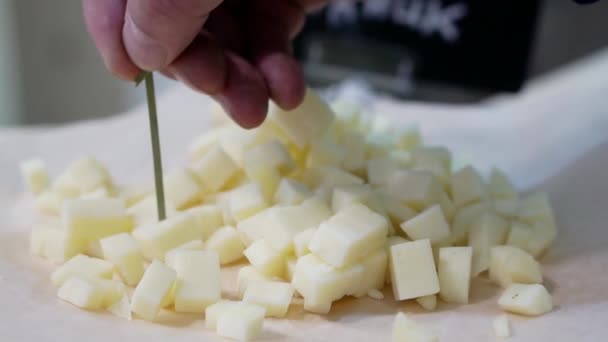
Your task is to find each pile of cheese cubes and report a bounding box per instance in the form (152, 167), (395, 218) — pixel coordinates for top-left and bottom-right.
(22, 88), (557, 341)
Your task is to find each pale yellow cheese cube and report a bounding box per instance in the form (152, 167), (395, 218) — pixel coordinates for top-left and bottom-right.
(236, 209), (272, 246)
(493, 314), (511, 338)
(100, 233), (145, 286)
(451, 166), (486, 207)
(216, 302), (266, 341)
(130, 260), (177, 321)
(243, 140), (295, 174)
(132, 212), (201, 260)
(126, 195), (177, 226)
(292, 254), (364, 314)
(400, 205), (450, 244)
(263, 198), (332, 254)
(309, 203), (389, 268)
(450, 201), (491, 245)
(189, 128), (227, 161)
(171, 250), (221, 313)
(228, 182), (268, 222)
(385, 236), (409, 284)
(381, 170), (442, 211)
(469, 212), (510, 276)
(392, 312), (438, 342)
(237, 265), (272, 299)
(354, 248), (387, 297)
(488, 168), (518, 199)
(331, 184), (385, 215)
(205, 226), (245, 265)
(244, 164), (280, 203)
(51, 254), (114, 287)
(274, 178), (311, 205)
(293, 227), (316, 258)
(186, 205), (223, 240)
(285, 257), (297, 282)
(438, 191), (456, 222)
(30, 221), (65, 261)
(35, 190), (63, 216)
(107, 293), (132, 320)
(489, 246), (542, 288)
(164, 240), (206, 268)
(380, 193), (418, 228)
(493, 198), (520, 219)
(80, 187), (111, 199)
(498, 283), (553, 316)
(411, 146), (451, 172)
(415, 295), (437, 311)
(20, 158), (49, 194)
(506, 221), (546, 258)
(303, 165), (364, 189)
(243, 239), (285, 278)
(57, 276), (106, 310)
(53, 171), (81, 198)
(341, 131), (366, 172)
(66, 157), (112, 194)
(306, 135), (346, 168)
(367, 157), (401, 186)
(389, 239), (439, 301)
(267, 88), (335, 148)
(87, 240), (105, 258)
(412, 155), (450, 189)
(163, 169), (202, 210)
(117, 184), (150, 207)
(205, 300), (243, 330)
(191, 145), (239, 192)
(243, 280), (294, 317)
(438, 247), (472, 304)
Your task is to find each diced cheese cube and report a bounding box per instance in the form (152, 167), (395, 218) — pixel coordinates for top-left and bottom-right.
(488, 168), (518, 199)
(205, 226), (245, 265)
(331, 184), (385, 215)
(489, 246), (542, 288)
(163, 169), (202, 210)
(171, 250), (221, 313)
(309, 203), (389, 268)
(385, 236), (410, 284)
(381, 170), (442, 211)
(415, 295), (437, 311)
(469, 212), (510, 276)
(132, 212), (202, 260)
(243, 239), (285, 278)
(306, 134), (346, 168)
(20, 158), (49, 194)
(493, 198), (520, 219)
(411, 146), (451, 171)
(216, 302), (266, 341)
(292, 254), (364, 314)
(302, 165), (364, 189)
(67, 157), (113, 194)
(51, 254), (114, 287)
(237, 265), (272, 299)
(89, 277), (126, 306)
(285, 257), (297, 282)
(450, 202), (491, 245)
(228, 183), (268, 222)
(451, 166), (486, 207)
(191, 145), (239, 192)
(205, 300), (243, 330)
(400, 205), (450, 245)
(30, 221), (65, 261)
(117, 184), (150, 207)
(517, 192), (556, 227)
(86, 240), (105, 259)
(189, 128), (227, 161)
(236, 209), (272, 246)
(243, 140), (295, 174)
(437, 247), (472, 304)
(243, 280), (294, 317)
(274, 178), (311, 205)
(53, 171), (81, 198)
(263, 198), (332, 254)
(63, 198), (133, 257)
(80, 187), (110, 199)
(126, 195), (177, 226)
(268, 88), (335, 148)
(35, 190), (63, 216)
(100, 233), (145, 286)
(57, 276), (106, 310)
(164, 240), (206, 268)
(438, 191), (456, 222)
(130, 260), (177, 321)
(354, 248), (387, 297)
(389, 239), (439, 301)
(244, 164), (280, 203)
(506, 221), (546, 258)
(498, 283), (553, 316)
(107, 293), (132, 320)
(341, 131), (366, 172)
(186, 205), (223, 240)
(392, 312), (438, 342)
(367, 157), (402, 186)
(380, 193), (418, 228)
(293, 227), (316, 258)
(493, 314), (511, 338)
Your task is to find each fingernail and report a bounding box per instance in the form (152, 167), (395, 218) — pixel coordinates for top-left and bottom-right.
(123, 14), (168, 70)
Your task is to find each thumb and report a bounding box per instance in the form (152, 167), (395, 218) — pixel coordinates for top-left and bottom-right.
(123, 0), (222, 71)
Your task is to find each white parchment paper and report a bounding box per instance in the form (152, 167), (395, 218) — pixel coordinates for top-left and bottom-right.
(2, 49), (608, 341)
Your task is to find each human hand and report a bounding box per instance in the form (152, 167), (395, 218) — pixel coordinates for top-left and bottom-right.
(83, 0), (327, 128)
